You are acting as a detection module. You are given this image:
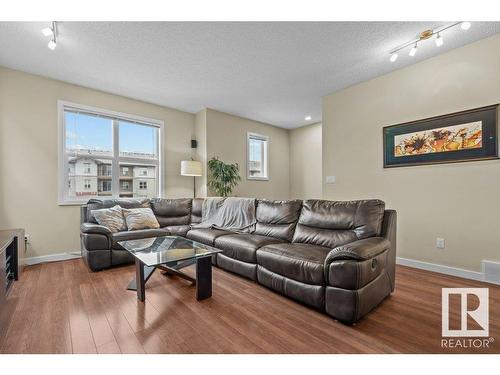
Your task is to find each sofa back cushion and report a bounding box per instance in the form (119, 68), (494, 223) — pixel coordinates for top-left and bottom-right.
(85, 198), (150, 224)
(150, 198), (192, 227)
(292, 199), (385, 249)
(254, 200), (303, 242)
(191, 198), (204, 224)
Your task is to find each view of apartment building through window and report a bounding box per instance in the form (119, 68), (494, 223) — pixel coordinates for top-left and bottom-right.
(247, 132), (269, 180)
(60, 102), (162, 203)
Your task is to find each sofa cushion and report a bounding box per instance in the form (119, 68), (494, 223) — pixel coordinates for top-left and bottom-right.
(186, 228), (231, 246)
(254, 200), (302, 242)
(165, 225), (191, 237)
(256, 243), (331, 285)
(215, 233), (284, 263)
(150, 198), (192, 227)
(122, 207), (160, 230)
(90, 205), (127, 233)
(292, 199), (385, 248)
(112, 228), (170, 249)
(86, 198), (150, 223)
(191, 198), (204, 224)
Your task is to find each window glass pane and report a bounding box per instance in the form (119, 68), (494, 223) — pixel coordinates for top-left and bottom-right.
(65, 111), (113, 157)
(67, 159), (113, 199)
(119, 163), (157, 198)
(119, 121), (158, 159)
(248, 136), (267, 178)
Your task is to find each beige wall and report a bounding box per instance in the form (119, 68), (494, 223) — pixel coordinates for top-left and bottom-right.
(0, 67), (195, 258)
(289, 123), (322, 199)
(322, 34), (500, 272)
(204, 108), (290, 200)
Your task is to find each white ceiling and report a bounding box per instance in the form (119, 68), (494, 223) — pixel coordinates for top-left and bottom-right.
(1, 22), (499, 128)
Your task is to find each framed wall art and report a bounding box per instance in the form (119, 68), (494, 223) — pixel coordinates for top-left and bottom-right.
(383, 105), (498, 168)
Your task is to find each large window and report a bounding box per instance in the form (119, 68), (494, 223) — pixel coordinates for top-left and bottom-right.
(58, 101), (163, 204)
(247, 132), (269, 180)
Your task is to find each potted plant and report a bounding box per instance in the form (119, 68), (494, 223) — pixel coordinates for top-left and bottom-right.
(207, 157), (241, 197)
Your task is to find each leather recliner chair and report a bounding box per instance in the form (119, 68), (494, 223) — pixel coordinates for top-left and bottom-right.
(80, 197), (396, 324)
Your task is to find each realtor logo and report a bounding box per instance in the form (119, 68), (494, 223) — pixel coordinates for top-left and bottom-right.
(442, 288), (489, 337)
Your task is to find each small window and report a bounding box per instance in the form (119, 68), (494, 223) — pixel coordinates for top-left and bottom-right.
(101, 181), (112, 192)
(84, 162), (91, 174)
(141, 169), (148, 176)
(247, 133), (269, 180)
(84, 179), (91, 189)
(139, 181), (147, 189)
(122, 167), (129, 175)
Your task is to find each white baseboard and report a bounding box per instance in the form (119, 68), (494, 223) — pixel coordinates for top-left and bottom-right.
(396, 257), (500, 285)
(482, 260), (500, 284)
(24, 252), (82, 266)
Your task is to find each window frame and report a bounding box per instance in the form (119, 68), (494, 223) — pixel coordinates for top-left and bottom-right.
(58, 100), (164, 205)
(246, 132), (269, 181)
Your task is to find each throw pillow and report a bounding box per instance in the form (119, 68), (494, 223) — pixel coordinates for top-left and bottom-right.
(122, 207), (160, 231)
(91, 205), (127, 233)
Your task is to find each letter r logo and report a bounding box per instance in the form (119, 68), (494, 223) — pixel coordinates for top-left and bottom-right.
(442, 288), (489, 337)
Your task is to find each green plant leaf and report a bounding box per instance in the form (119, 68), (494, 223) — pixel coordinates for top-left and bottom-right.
(207, 157), (241, 197)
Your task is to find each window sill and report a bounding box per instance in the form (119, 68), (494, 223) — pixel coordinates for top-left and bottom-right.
(247, 177), (269, 181)
(58, 200), (88, 206)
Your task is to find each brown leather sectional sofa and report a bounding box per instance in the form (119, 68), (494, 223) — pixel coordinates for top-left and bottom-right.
(80, 198), (396, 323)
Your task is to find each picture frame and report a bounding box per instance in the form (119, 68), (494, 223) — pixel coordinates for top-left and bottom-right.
(383, 104), (499, 168)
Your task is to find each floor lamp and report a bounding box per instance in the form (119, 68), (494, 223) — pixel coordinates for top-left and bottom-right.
(181, 160), (202, 198)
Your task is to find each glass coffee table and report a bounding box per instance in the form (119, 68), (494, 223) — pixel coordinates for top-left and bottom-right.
(118, 236), (221, 302)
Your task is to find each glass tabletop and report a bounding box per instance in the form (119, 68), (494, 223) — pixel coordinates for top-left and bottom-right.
(118, 235), (221, 267)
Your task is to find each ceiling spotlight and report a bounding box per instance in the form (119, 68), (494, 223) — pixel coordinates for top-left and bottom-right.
(390, 52), (398, 62)
(48, 39), (57, 50)
(409, 43), (418, 57)
(435, 33), (444, 47)
(304, 116), (312, 121)
(461, 22), (471, 30)
(41, 27), (53, 37)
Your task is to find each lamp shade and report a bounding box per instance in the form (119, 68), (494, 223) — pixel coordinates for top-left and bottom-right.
(181, 160), (202, 176)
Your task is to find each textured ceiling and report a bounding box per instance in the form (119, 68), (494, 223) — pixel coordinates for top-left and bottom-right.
(0, 22), (499, 128)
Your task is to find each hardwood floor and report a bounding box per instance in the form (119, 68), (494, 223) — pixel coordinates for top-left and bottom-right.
(1, 259), (499, 354)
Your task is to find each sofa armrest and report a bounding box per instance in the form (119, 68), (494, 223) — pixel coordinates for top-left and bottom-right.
(81, 223), (112, 236)
(325, 237), (390, 264)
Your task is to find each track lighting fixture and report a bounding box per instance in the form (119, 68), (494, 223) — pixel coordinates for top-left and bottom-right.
(388, 22), (471, 63)
(409, 43), (417, 57)
(435, 33), (443, 47)
(41, 27), (53, 37)
(461, 22), (471, 30)
(48, 39), (57, 50)
(41, 21), (58, 50)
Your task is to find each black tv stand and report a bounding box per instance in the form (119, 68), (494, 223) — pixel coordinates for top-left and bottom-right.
(0, 229), (24, 342)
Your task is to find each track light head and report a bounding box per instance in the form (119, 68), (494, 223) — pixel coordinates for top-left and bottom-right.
(390, 53), (398, 62)
(48, 39), (57, 50)
(435, 33), (444, 47)
(409, 44), (417, 57)
(41, 27), (53, 37)
(461, 22), (471, 30)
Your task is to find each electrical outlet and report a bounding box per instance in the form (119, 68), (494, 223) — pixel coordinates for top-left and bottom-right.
(436, 237), (445, 249)
(325, 176), (336, 184)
